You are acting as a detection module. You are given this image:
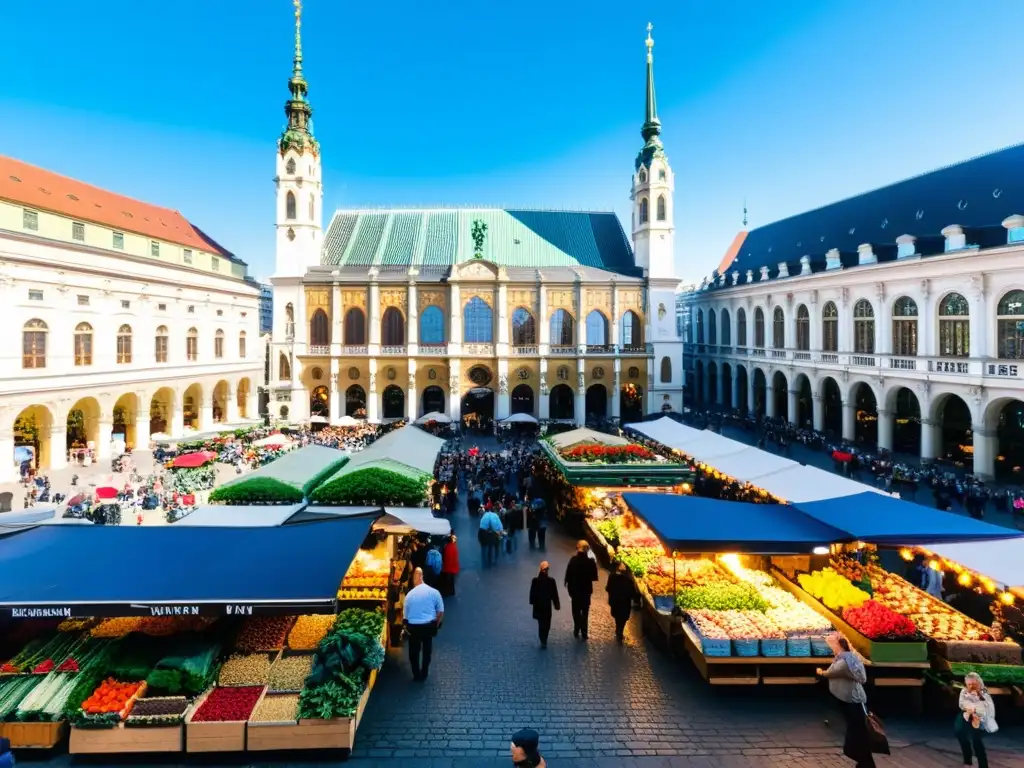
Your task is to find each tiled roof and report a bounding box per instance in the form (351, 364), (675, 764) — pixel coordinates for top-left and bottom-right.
(714, 143), (1024, 283)
(0, 155), (235, 258)
(321, 208), (639, 276)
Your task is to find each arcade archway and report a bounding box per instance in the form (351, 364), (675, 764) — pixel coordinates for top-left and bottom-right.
(511, 384), (535, 416)
(585, 384), (607, 419)
(13, 404), (54, 471)
(421, 386), (446, 416)
(549, 384), (574, 420)
(112, 393), (139, 449)
(382, 385), (405, 419)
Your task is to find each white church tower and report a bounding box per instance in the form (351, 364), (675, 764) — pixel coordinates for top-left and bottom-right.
(270, 0), (323, 420)
(630, 23), (684, 414)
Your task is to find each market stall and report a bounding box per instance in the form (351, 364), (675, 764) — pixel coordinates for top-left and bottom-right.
(208, 445), (349, 506)
(541, 427), (693, 488)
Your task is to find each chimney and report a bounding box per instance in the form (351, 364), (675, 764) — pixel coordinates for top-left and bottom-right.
(759, 266), (770, 281)
(1002, 215), (1024, 244)
(731, 270), (739, 285)
(799, 255), (811, 275)
(777, 262), (789, 278)
(896, 234), (917, 259)
(745, 269), (754, 283)
(857, 243), (877, 265)
(825, 248), (842, 270)
(942, 224), (966, 251)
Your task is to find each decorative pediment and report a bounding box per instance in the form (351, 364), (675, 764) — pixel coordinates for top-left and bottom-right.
(455, 259), (500, 280)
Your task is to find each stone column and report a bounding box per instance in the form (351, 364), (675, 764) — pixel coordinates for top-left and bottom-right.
(448, 362), (461, 422)
(0, 426), (16, 483)
(747, 373), (756, 416)
(716, 369), (725, 406)
(611, 289), (621, 350)
(787, 389), (798, 425)
(841, 401), (856, 442)
(407, 366), (418, 420)
(971, 425), (996, 480)
(170, 401), (185, 438)
(765, 384), (776, 419)
(407, 282), (418, 355)
(497, 281), (509, 352)
(812, 392), (824, 432)
(538, 285), (549, 355)
(331, 287), (342, 356)
(968, 291), (988, 358)
(576, 282), (587, 351)
(367, 358), (379, 423)
(247, 388), (259, 422)
(226, 386), (240, 424)
(920, 418), (938, 463)
(368, 281), (381, 347)
(497, 367), (510, 421)
(134, 394), (151, 450)
(574, 371), (586, 426)
(538, 360), (550, 420)
(329, 361), (341, 423)
(611, 363), (622, 421)
(731, 374), (741, 413)
(50, 425), (68, 471)
(877, 408), (894, 451)
(199, 398), (214, 433)
(448, 284), (462, 353)
(95, 417), (113, 461)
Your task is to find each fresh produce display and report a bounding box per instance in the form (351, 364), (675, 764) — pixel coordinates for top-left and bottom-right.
(615, 548), (663, 577)
(250, 694), (299, 723)
(136, 616), (213, 636)
(147, 641), (221, 696)
(595, 519), (620, 547)
(269, 655), (314, 692)
(676, 583), (768, 613)
(688, 610), (784, 640)
(127, 696), (189, 722)
(342, 550), (389, 588)
(937, 639), (1023, 666)
(558, 443), (656, 463)
(910, 613), (991, 642)
(947, 662), (1024, 685)
(288, 615), (337, 650)
(618, 527), (662, 550)
(91, 617), (143, 638)
(235, 616), (296, 652)
(1, 633), (81, 674)
(57, 618), (97, 633)
(296, 673), (364, 720)
(334, 608), (387, 639)
(337, 586), (388, 601)
(843, 600), (918, 640)
(217, 653), (272, 687)
(798, 569), (870, 611)
(0, 676), (42, 719)
(191, 685), (263, 722)
(16, 672), (83, 721)
(80, 678), (144, 715)
(688, 612), (728, 640)
(719, 559), (833, 635)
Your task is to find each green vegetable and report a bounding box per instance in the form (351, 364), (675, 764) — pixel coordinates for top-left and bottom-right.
(333, 608), (386, 639)
(595, 520), (621, 547)
(948, 662), (1024, 685)
(675, 583), (769, 613)
(0, 676), (42, 720)
(145, 669), (183, 695)
(615, 548), (660, 577)
(296, 673), (364, 719)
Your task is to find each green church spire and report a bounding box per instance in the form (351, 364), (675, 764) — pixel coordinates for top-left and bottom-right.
(641, 22), (661, 144)
(279, 0), (319, 156)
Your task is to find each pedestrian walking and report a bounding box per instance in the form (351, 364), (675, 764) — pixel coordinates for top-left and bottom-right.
(424, 542), (443, 589)
(478, 506), (504, 566)
(403, 567), (444, 682)
(816, 633), (874, 768)
(564, 540), (598, 640)
(510, 727), (545, 768)
(956, 672), (996, 767)
(606, 560), (634, 643)
(529, 561), (560, 648)
(505, 500), (523, 553)
(440, 535), (460, 597)
(533, 499), (548, 549)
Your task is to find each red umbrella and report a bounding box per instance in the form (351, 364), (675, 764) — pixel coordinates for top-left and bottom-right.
(95, 487), (118, 500)
(172, 450), (217, 469)
(66, 493), (86, 507)
(832, 450), (854, 463)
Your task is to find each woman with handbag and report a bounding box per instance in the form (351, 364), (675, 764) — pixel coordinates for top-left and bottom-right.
(817, 633), (875, 768)
(956, 672), (996, 767)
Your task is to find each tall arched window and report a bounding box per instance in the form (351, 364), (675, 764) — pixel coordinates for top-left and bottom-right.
(753, 308), (765, 348)
(656, 195), (666, 221)
(853, 299), (875, 354)
(938, 292), (970, 357)
(186, 327), (199, 361)
(621, 310), (642, 348)
(155, 325), (168, 363)
(344, 307), (366, 345)
(511, 307), (536, 345)
(463, 297), (493, 343)
(285, 191), (296, 220)
(549, 309), (574, 346)
(586, 310), (608, 345)
(639, 198), (649, 224)
(116, 324), (133, 364)
(660, 356), (672, 382)
(382, 306), (405, 345)
(772, 307), (785, 348)
(822, 301), (838, 352)
(285, 158), (296, 174)
(309, 308), (330, 346)
(736, 308), (747, 347)
(214, 329), (225, 359)
(420, 305), (445, 344)
(892, 297), (918, 356)
(796, 305), (810, 350)
(238, 331), (247, 358)
(720, 309), (731, 346)
(695, 309), (704, 344)
(74, 322), (93, 366)
(997, 290), (1024, 359)
(279, 353), (291, 380)
(22, 319), (47, 369)
(708, 309), (717, 345)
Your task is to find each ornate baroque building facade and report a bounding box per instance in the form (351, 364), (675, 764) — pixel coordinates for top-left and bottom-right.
(0, 156), (262, 482)
(683, 144), (1024, 479)
(269, 13), (684, 425)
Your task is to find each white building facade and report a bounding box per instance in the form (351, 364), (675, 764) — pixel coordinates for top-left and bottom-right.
(0, 156), (262, 482)
(684, 146), (1024, 480)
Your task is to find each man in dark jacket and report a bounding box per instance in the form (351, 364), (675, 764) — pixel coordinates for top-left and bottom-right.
(564, 540), (598, 640)
(605, 559), (634, 643)
(528, 561), (560, 648)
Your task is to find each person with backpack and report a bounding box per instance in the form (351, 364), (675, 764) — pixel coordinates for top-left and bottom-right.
(424, 542), (443, 588)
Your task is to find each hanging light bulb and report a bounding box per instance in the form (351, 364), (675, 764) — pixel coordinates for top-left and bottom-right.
(999, 592), (1015, 605)
(899, 548), (914, 561)
(958, 572), (973, 587)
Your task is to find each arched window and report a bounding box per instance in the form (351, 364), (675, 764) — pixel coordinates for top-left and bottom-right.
(586, 310), (608, 345)
(22, 319), (47, 369)
(285, 158), (296, 174)
(284, 302), (295, 338)
(308, 193), (315, 221)
(853, 299), (875, 354)
(938, 292), (970, 357)
(892, 297), (918, 356)
(772, 307), (785, 348)
(116, 324), (133, 364)
(155, 325), (168, 363)
(720, 309), (731, 346)
(796, 305), (810, 351)
(382, 385), (405, 419)
(639, 197), (649, 224)
(549, 309), (574, 346)
(279, 352), (291, 381)
(707, 309), (717, 345)
(621, 310), (642, 348)
(656, 195), (666, 221)
(695, 309), (704, 344)
(186, 327), (199, 361)
(511, 307), (536, 345)
(420, 305), (445, 344)
(736, 308), (747, 347)
(997, 290), (1024, 359)
(382, 306), (405, 346)
(214, 329), (225, 359)
(343, 307), (366, 345)
(660, 356), (672, 383)
(310, 308), (330, 346)
(753, 308), (765, 348)
(638, 169), (647, 183)
(74, 322), (93, 366)
(345, 385), (367, 417)
(463, 297), (493, 343)
(285, 191), (296, 220)
(822, 301), (838, 352)
(238, 331), (247, 358)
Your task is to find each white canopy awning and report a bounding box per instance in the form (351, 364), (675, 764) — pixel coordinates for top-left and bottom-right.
(333, 415), (363, 426)
(502, 413), (538, 424)
(752, 464), (888, 503)
(252, 434), (294, 448)
(549, 427), (629, 449)
(172, 504), (306, 527)
(709, 447), (800, 482)
(379, 507), (452, 536)
(918, 539), (1024, 591)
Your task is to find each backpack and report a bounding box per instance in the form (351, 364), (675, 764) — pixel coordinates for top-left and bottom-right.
(425, 548), (443, 575)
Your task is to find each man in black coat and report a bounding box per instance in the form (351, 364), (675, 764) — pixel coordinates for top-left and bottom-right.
(563, 540), (598, 640)
(528, 561), (560, 648)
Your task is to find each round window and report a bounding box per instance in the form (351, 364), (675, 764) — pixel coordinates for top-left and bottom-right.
(468, 366), (492, 386)
(348, 367), (360, 381)
(386, 367), (396, 381)
(517, 368), (530, 380)
(593, 367), (605, 379)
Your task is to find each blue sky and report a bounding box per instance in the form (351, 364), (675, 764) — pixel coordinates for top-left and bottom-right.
(1, 0), (1021, 282)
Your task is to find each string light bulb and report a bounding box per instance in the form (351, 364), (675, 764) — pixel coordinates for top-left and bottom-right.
(958, 572), (973, 587)
(899, 548), (914, 561)
(999, 592), (1015, 605)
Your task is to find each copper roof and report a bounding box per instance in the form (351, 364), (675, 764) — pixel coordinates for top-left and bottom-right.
(0, 155), (234, 258)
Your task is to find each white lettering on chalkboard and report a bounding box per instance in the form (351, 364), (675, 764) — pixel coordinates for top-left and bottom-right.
(225, 605), (254, 616)
(11, 607), (73, 618)
(149, 606), (200, 616)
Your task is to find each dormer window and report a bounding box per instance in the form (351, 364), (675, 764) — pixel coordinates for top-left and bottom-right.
(286, 158), (296, 175)
(638, 169), (647, 183)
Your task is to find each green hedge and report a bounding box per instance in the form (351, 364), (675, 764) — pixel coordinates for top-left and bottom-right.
(310, 467), (427, 507)
(302, 456), (349, 497)
(208, 477), (304, 505)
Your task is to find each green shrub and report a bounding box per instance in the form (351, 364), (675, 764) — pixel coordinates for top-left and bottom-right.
(302, 456), (349, 497)
(209, 477), (304, 505)
(311, 467), (427, 507)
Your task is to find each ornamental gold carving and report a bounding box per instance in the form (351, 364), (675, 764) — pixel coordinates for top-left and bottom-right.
(305, 288), (329, 307)
(462, 292), (495, 309)
(342, 290), (366, 310)
(458, 260), (497, 279)
(586, 289), (611, 311)
(548, 289), (575, 313)
(419, 290), (445, 310)
(509, 289), (537, 308)
(381, 289), (407, 311)
(618, 289), (642, 311)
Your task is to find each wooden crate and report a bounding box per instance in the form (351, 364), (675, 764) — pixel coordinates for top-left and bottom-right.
(3, 720), (67, 748)
(70, 723), (183, 754)
(185, 686), (262, 753)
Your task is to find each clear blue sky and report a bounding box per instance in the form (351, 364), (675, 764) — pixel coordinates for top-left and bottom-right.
(1, 0), (1020, 282)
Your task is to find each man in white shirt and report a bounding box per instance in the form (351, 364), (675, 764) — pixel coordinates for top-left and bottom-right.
(403, 567), (444, 681)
